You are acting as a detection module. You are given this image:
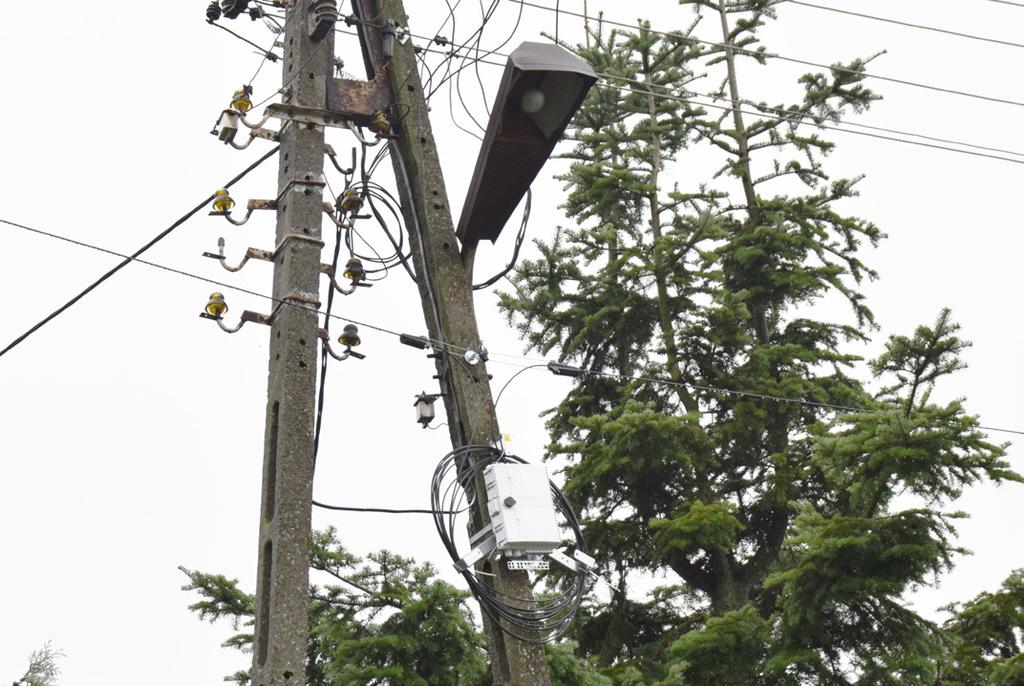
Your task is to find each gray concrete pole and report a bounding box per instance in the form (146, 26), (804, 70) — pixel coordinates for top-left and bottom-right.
(250, 2), (332, 684)
(363, 1), (554, 683)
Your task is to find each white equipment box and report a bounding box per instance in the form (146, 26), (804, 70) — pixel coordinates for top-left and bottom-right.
(483, 463), (562, 555)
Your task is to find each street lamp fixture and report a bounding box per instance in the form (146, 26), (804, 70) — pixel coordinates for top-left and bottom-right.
(456, 42), (597, 248)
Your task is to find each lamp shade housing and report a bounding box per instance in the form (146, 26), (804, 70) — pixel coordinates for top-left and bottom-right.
(456, 42), (597, 246)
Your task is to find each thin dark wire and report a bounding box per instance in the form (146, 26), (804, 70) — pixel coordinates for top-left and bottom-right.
(0, 215), (414, 344)
(505, 0), (1024, 109)
(312, 213), (346, 465)
(6, 220), (1024, 438)
(0, 146), (279, 359)
(208, 21), (281, 62)
(494, 363), (547, 409)
(250, 37), (329, 111)
(409, 40), (1024, 165)
(473, 189), (533, 290)
(615, 83), (1024, 166)
(312, 500), (465, 515)
(787, 1), (1024, 49)
(985, 0), (1024, 6)
(246, 7), (293, 86)
(555, 0), (560, 42)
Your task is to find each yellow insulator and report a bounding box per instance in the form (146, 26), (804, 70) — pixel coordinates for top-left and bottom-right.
(206, 292), (229, 318)
(230, 87), (253, 113)
(213, 188), (235, 213)
(339, 324), (361, 348)
(343, 257), (365, 282)
(340, 188), (364, 213)
(370, 111), (391, 135)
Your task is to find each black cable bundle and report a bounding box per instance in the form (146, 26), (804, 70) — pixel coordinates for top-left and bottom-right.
(430, 445), (590, 643)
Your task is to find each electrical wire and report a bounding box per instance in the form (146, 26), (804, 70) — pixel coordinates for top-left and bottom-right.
(504, 0), (1024, 109)
(208, 21), (281, 63)
(430, 445), (589, 643)
(0, 146), (279, 360)
(5, 220), (1024, 439)
(473, 189), (532, 290)
(312, 501), (465, 515)
(408, 40), (1024, 166)
(312, 199), (348, 466)
(250, 34), (330, 111)
(786, 1), (1024, 50)
(493, 363), (547, 409)
(0, 216), (415, 347)
(493, 359), (1024, 438)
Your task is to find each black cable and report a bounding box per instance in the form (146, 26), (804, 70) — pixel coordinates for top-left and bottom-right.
(0, 146), (279, 360)
(312, 500), (465, 515)
(473, 189), (531, 290)
(506, 0), (1024, 109)
(7, 218), (1024, 438)
(208, 20), (281, 62)
(555, 0), (560, 43)
(493, 363), (547, 409)
(430, 445), (590, 643)
(787, 1), (1024, 49)
(312, 215), (346, 466)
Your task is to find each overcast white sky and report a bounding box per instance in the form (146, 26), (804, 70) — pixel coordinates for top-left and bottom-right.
(1, 1), (1022, 683)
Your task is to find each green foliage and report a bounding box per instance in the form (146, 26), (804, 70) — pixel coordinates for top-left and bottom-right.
(182, 528), (488, 686)
(186, 4), (1022, 684)
(548, 641), (615, 686)
(943, 570), (1024, 685)
(499, 2), (1021, 683)
(669, 606), (771, 685)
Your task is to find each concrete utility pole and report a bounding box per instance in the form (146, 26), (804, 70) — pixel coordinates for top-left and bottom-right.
(350, 1), (553, 683)
(249, 2), (332, 684)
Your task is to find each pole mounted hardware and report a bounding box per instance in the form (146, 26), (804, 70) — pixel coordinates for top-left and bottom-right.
(208, 193), (277, 226)
(220, 0), (251, 20)
(414, 392), (442, 427)
(212, 89), (280, 148)
(457, 43), (597, 247)
(319, 324), (366, 361)
(202, 234), (369, 295)
(199, 292), (320, 334)
(431, 447), (606, 644)
(308, 0), (339, 40)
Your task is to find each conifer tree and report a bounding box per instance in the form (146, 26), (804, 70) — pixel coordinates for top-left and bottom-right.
(499, 2), (1020, 682)
(181, 528), (490, 686)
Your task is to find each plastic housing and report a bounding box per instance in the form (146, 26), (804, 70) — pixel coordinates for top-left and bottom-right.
(483, 463), (562, 555)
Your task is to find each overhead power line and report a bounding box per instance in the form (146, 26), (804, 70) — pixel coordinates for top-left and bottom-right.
(0, 215), (407, 345)
(787, 1), (1024, 50)
(0, 146), (280, 360)
(407, 42), (1024, 165)
(505, 0), (1024, 109)
(350, 16), (1024, 161)
(985, 0), (1024, 7)
(5, 218), (1024, 439)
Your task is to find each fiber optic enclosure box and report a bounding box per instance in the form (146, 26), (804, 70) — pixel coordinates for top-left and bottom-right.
(483, 463), (562, 555)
